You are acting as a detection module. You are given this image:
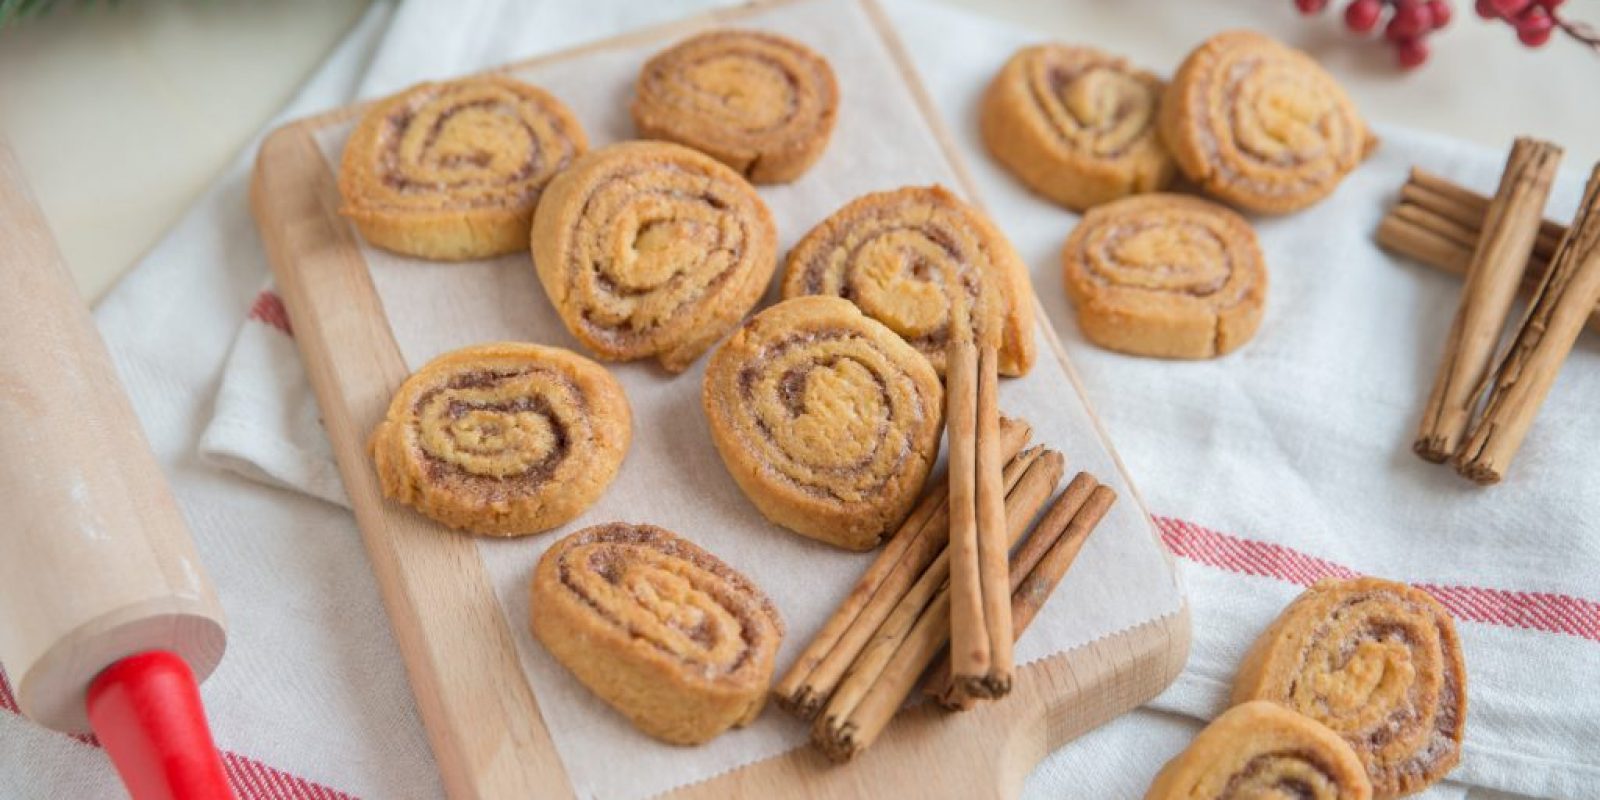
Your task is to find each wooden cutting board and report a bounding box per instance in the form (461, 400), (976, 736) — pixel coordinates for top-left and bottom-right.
(249, 0), (1189, 796)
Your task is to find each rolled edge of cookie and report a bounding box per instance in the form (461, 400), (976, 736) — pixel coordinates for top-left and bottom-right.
(369, 342), (631, 536)
(338, 75), (588, 260)
(530, 522), (784, 745)
(1232, 577), (1467, 798)
(1158, 30), (1369, 215)
(1061, 193), (1266, 359)
(781, 185), (1038, 377)
(980, 43), (1174, 212)
(701, 296), (945, 551)
(1144, 701), (1374, 799)
(631, 29), (839, 183)
(531, 140), (778, 372)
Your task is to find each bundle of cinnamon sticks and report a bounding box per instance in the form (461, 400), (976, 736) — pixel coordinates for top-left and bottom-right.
(1376, 168), (1599, 334)
(771, 409), (1117, 761)
(1378, 138), (1600, 484)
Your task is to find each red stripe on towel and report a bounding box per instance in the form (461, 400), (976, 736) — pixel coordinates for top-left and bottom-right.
(248, 290), (294, 337)
(1154, 515), (1600, 643)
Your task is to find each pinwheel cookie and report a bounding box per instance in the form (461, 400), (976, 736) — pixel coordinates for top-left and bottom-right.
(1145, 701), (1373, 800)
(369, 343), (630, 536)
(981, 44), (1174, 211)
(703, 297), (944, 551)
(1233, 577), (1467, 798)
(530, 522), (784, 744)
(1062, 194), (1266, 359)
(632, 29), (838, 183)
(782, 185), (1037, 376)
(339, 75), (587, 260)
(1159, 30), (1373, 214)
(531, 141), (778, 373)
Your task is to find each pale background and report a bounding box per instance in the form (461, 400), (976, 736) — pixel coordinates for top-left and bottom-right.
(0, 0), (1595, 300)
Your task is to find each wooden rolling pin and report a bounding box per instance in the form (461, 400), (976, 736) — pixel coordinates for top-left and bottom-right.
(0, 140), (232, 798)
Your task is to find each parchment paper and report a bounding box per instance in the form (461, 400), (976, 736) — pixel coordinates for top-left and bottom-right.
(312, 0), (1184, 796)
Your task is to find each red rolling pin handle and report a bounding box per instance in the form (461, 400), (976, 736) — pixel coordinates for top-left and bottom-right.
(86, 651), (234, 800)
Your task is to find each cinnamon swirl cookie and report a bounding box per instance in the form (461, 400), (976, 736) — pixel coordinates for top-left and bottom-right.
(1145, 701), (1373, 800)
(369, 343), (630, 536)
(1159, 30), (1372, 214)
(531, 522), (784, 745)
(1233, 577), (1467, 798)
(339, 75), (587, 260)
(1062, 194), (1266, 359)
(531, 141), (778, 373)
(981, 44), (1174, 211)
(702, 297), (943, 551)
(781, 186), (1037, 377)
(632, 29), (838, 183)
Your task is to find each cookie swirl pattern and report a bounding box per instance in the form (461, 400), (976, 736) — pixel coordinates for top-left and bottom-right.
(369, 343), (630, 536)
(702, 297), (944, 551)
(339, 75), (587, 259)
(532, 141), (778, 373)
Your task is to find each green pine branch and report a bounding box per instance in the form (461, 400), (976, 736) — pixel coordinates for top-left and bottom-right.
(0, 0), (122, 28)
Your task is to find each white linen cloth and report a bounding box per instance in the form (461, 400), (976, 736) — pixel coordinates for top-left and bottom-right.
(4, 0), (1593, 797)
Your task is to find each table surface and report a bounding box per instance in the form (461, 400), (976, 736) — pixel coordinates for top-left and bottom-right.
(0, 0), (1594, 301)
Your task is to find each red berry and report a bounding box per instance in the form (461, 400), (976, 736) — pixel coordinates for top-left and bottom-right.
(1516, 7), (1556, 44)
(1539, 0), (1565, 8)
(1517, 6), (1554, 27)
(1296, 0), (1329, 13)
(1428, 0), (1453, 27)
(1475, 0), (1499, 17)
(1518, 25), (1554, 45)
(1346, 0), (1384, 31)
(1387, 5), (1430, 38)
(1491, 0), (1530, 15)
(1396, 36), (1431, 68)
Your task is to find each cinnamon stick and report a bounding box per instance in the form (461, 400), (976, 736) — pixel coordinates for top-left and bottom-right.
(1456, 164), (1600, 484)
(1385, 170), (1561, 272)
(1414, 138), (1563, 462)
(1010, 485), (1114, 626)
(1380, 208), (1556, 278)
(813, 449), (1064, 762)
(925, 472), (1109, 710)
(945, 340), (988, 696)
(793, 446), (1045, 728)
(1377, 214), (1475, 275)
(1379, 182), (1600, 335)
(1392, 201), (1482, 251)
(772, 418), (1033, 719)
(963, 344), (1012, 699)
(1408, 167), (1567, 252)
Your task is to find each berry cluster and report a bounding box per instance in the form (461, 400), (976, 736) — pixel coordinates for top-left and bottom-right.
(1295, 0), (1600, 68)
(1474, 0), (1566, 48)
(1295, 0), (1454, 68)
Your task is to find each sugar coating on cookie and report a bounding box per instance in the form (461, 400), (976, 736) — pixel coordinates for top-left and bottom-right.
(531, 140), (778, 373)
(981, 43), (1174, 211)
(782, 185), (1037, 377)
(1062, 193), (1266, 359)
(369, 342), (630, 536)
(1232, 577), (1467, 798)
(530, 522), (784, 745)
(1158, 30), (1371, 215)
(632, 29), (838, 184)
(339, 75), (587, 260)
(1145, 701), (1374, 800)
(702, 296), (943, 551)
